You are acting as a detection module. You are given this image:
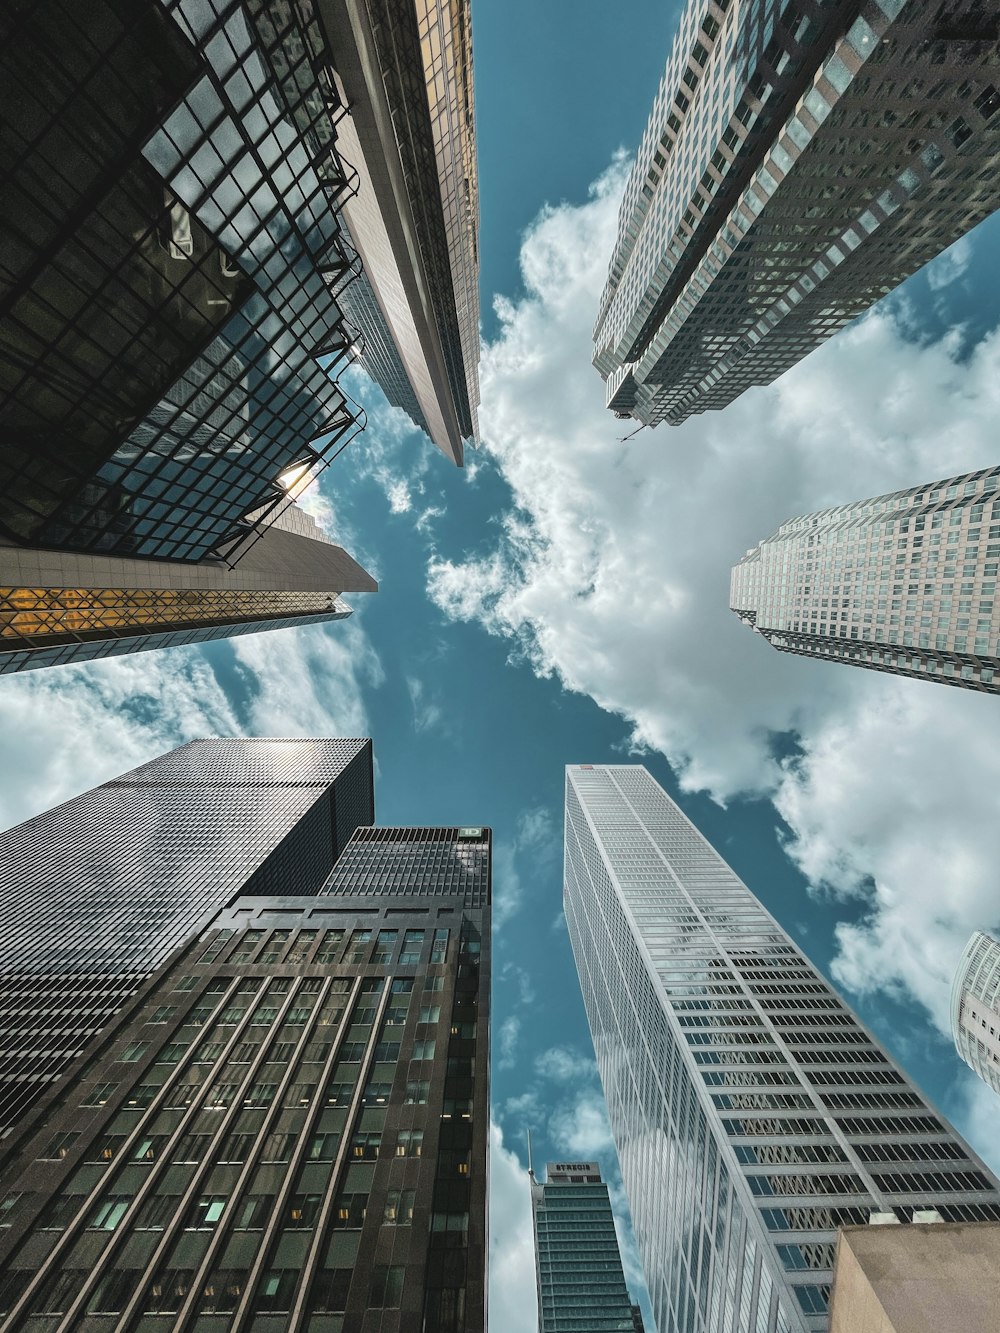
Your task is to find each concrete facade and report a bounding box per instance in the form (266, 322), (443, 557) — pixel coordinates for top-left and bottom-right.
(731, 465), (1000, 695)
(829, 1222), (1000, 1333)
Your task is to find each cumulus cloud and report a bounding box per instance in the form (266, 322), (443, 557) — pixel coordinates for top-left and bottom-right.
(429, 157), (1000, 1051)
(489, 1124), (537, 1333)
(0, 618), (381, 831)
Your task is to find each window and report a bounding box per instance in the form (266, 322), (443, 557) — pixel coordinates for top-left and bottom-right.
(188, 1196), (227, 1229)
(39, 1132), (79, 1160)
(396, 1129), (423, 1157)
(334, 1193), (367, 1228)
(419, 1006), (440, 1024)
(119, 1041), (149, 1063)
(149, 1006), (177, 1024)
(235, 1195), (273, 1230)
(383, 1190), (415, 1224)
(404, 1081), (429, 1105)
(254, 1269), (298, 1313)
(351, 1130), (381, 1160)
(309, 1269), (351, 1314)
(412, 1039), (436, 1061)
(90, 1196), (131, 1231)
(285, 1194), (321, 1229)
(82, 1081), (118, 1107)
(370, 1266), (404, 1308)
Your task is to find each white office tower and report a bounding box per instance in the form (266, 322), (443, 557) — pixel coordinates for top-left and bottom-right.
(951, 931), (1000, 1098)
(564, 764), (1000, 1333)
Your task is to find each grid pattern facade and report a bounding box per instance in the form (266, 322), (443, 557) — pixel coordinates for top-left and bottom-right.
(0, 585), (350, 674)
(951, 931), (1000, 1097)
(359, 0), (481, 443)
(0, 861), (490, 1332)
(321, 827), (490, 911)
(2, 0), (364, 562)
(0, 738), (373, 1130)
(531, 1161), (637, 1333)
(336, 269), (432, 435)
(564, 764), (1000, 1333)
(593, 0), (1000, 426)
(731, 465), (1000, 694)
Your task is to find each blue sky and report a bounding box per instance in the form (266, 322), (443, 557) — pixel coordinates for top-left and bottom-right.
(3, 3), (1000, 1329)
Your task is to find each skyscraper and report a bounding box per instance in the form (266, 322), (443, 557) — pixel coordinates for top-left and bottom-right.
(0, 737), (374, 1130)
(951, 931), (1000, 1098)
(730, 465), (1000, 694)
(0, 821), (490, 1331)
(0, 503), (377, 674)
(530, 1159), (639, 1333)
(564, 764), (1000, 1333)
(329, 0), (481, 462)
(3, 0), (380, 672)
(593, 0), (1000, 426)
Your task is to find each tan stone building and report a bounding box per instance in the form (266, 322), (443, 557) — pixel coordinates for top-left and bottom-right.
(830, 1221), (1000, 1333)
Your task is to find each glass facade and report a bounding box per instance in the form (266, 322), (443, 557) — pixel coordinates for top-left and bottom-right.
(0, 823), (489, 1333)
(951, 931), (1000, 1098)
(2, 0), (365, 562)
(531, 1160), (638, 1333)
(593, 0), (1000, 425)
(0, 738), (374, 1131)
(564, 764), (1000, 1333)
(730, 465), (1000, 694)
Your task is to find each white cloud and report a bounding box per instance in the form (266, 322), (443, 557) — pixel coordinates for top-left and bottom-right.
(926, 234), (972, 291)
(0, 618), (381, 831)
(429, 157), (1000, 1043)
(497, 1015), (522, 1071)
(386, 479), (413, 513)
(534, 1045), (597, 1083)
(549, 1085), (615, 1159)
(489, 1123), (538, 1333)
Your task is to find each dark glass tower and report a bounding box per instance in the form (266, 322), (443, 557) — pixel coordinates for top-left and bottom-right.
(593, 0), (1000, 426)
(0, 738), (374, 1130)
(1, 0), (374, 669)
(531, 1159), (640, 1333)
(0, 823), (490, 1333)
(565, 764), (1000, 1333)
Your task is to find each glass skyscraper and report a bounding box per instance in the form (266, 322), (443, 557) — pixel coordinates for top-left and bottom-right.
(565, 764), (1000, 1333)
(593, 0), (1000, 426)
(731, 465), (1000, 694)
(0, 737), (374, 1130)
(0, 820), (490, 1332)
(331, 0), (482, 462)
(531, 1159), (640, 1333)
(951, 931), (1000, 1099)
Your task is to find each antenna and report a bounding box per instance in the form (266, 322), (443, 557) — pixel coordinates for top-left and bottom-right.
(617, 423), (646, 443)
(527, 1127), (535, 1181)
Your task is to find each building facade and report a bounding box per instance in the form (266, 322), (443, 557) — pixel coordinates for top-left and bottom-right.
(0, 503), (377, 673)
(951, 931), (1000, 1098)
(530, 1159), (639, 1333)
(2, 0), (379, 670)
(731, 465), (1000, 694)
(327, 0), (481, 461)
(0, 821), (490, 1332)
(564, 764), (1000, 1333)
(593, 0), (1000, 426)
(0, 737), (374, 1130)
(829, 1220), (1000, 1333)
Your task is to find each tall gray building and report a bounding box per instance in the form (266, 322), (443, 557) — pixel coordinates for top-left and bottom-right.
(730, 465), (1000, 694)
(530, 1159), (639, 1333)
(593, 0), (1000, 426)
(0, 737), (374, 1130)
(330, 0), (482, 462)
(0, 821), (490, 1330)
(565, 764), (1000, 1333)
(951, 931), (1000, 1099)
